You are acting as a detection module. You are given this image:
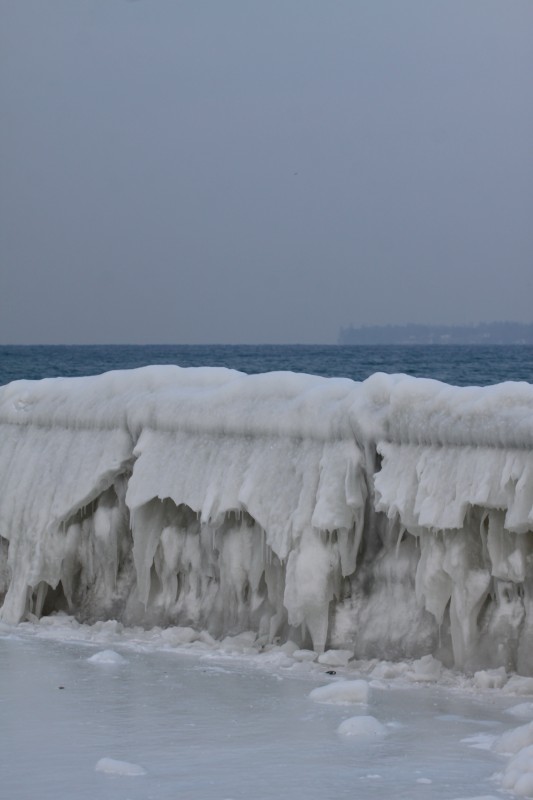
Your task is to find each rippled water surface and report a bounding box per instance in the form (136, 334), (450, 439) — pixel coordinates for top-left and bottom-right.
(1, 343), (532, 386)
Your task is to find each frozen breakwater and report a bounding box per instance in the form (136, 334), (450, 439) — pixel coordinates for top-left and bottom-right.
(0, 366), (532, 673)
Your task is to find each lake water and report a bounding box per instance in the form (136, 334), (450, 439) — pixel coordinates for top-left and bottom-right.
(1, 343), (533, 386)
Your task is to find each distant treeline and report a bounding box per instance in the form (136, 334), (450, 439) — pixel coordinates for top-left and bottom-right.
(338, 322), (533, 345)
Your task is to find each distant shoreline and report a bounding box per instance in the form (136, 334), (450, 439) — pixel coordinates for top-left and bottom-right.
(339, 322), (533, 346)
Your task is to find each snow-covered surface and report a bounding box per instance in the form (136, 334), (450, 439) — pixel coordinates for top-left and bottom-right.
(337, 715), (387, 737)
(95, 757), (146, 776)
(2, 617), (533, 800)
(0, 365), (532, 676)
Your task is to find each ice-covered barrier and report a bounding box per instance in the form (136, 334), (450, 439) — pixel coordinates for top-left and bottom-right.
(0, 366), (532, 673)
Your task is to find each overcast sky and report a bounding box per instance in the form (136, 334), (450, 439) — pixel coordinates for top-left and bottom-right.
(1, 0), (532, 344)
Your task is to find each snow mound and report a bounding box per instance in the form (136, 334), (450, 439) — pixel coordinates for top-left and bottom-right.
(317, 649), (353, 667)
(473, 667), (507, 690)
(161, 626), (198, 645)
(337, 715), (387, 738)
(95, 757), (146, 776)
(87, 649), (127, 665)
(370, 661), (409, 679)
(502, 744), (533, 797)
(493, 721), (533, 755)
(293, 649), (318, 662)
(504, 677), (533, 696)
(507, 703), (533, 720)
(309, 680), (369, 705)
(407, 655), (442, 682)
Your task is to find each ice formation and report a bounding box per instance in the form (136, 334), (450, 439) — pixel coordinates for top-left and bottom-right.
(87, 649), (128, 665)
(336, 715), (387, 738)
(95, 757), (146, 777)
(309, 679), (369, 705)
(0, 365), (532, 673)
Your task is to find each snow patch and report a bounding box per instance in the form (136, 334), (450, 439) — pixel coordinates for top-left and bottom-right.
(337, 715), (387, 737)
(87, 649), (127, 665)
(95, 757), (146, 776)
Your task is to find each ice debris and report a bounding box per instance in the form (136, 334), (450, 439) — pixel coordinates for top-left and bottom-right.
(293, 649), (318, 662)
(473, 668), (508, 690)
(337, 715), (387, 737)
(406, 655), (442, 683)
(95, 758), (146, 776)
(317, 649), (353, 667)
(87, 649), (127, 665)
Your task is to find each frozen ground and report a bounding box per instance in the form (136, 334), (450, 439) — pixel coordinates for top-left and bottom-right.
(1, 619), (530, 800)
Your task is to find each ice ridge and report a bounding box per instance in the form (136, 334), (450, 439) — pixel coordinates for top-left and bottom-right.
(0, 366), (532, 673)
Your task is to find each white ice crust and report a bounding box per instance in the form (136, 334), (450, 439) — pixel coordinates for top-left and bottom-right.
(95, 757), (146, 776)
(0, 366), (532, 673)
(337, 715), (387, 737)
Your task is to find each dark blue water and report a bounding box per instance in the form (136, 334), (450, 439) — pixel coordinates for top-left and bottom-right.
(1, 344), (532, 387)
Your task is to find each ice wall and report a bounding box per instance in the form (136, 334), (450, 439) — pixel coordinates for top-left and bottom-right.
(0, 366), (532, 673)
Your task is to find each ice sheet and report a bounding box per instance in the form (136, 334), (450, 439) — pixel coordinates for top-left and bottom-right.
(0, 622), (524, 800)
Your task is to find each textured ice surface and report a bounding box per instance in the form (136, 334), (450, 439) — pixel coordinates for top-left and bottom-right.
(0, 366), (532, 673)
(0, 625), (520, 800)
(309, 679), (369, 705)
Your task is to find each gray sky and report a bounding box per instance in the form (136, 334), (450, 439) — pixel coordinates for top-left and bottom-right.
(1, 0), (532, 344)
